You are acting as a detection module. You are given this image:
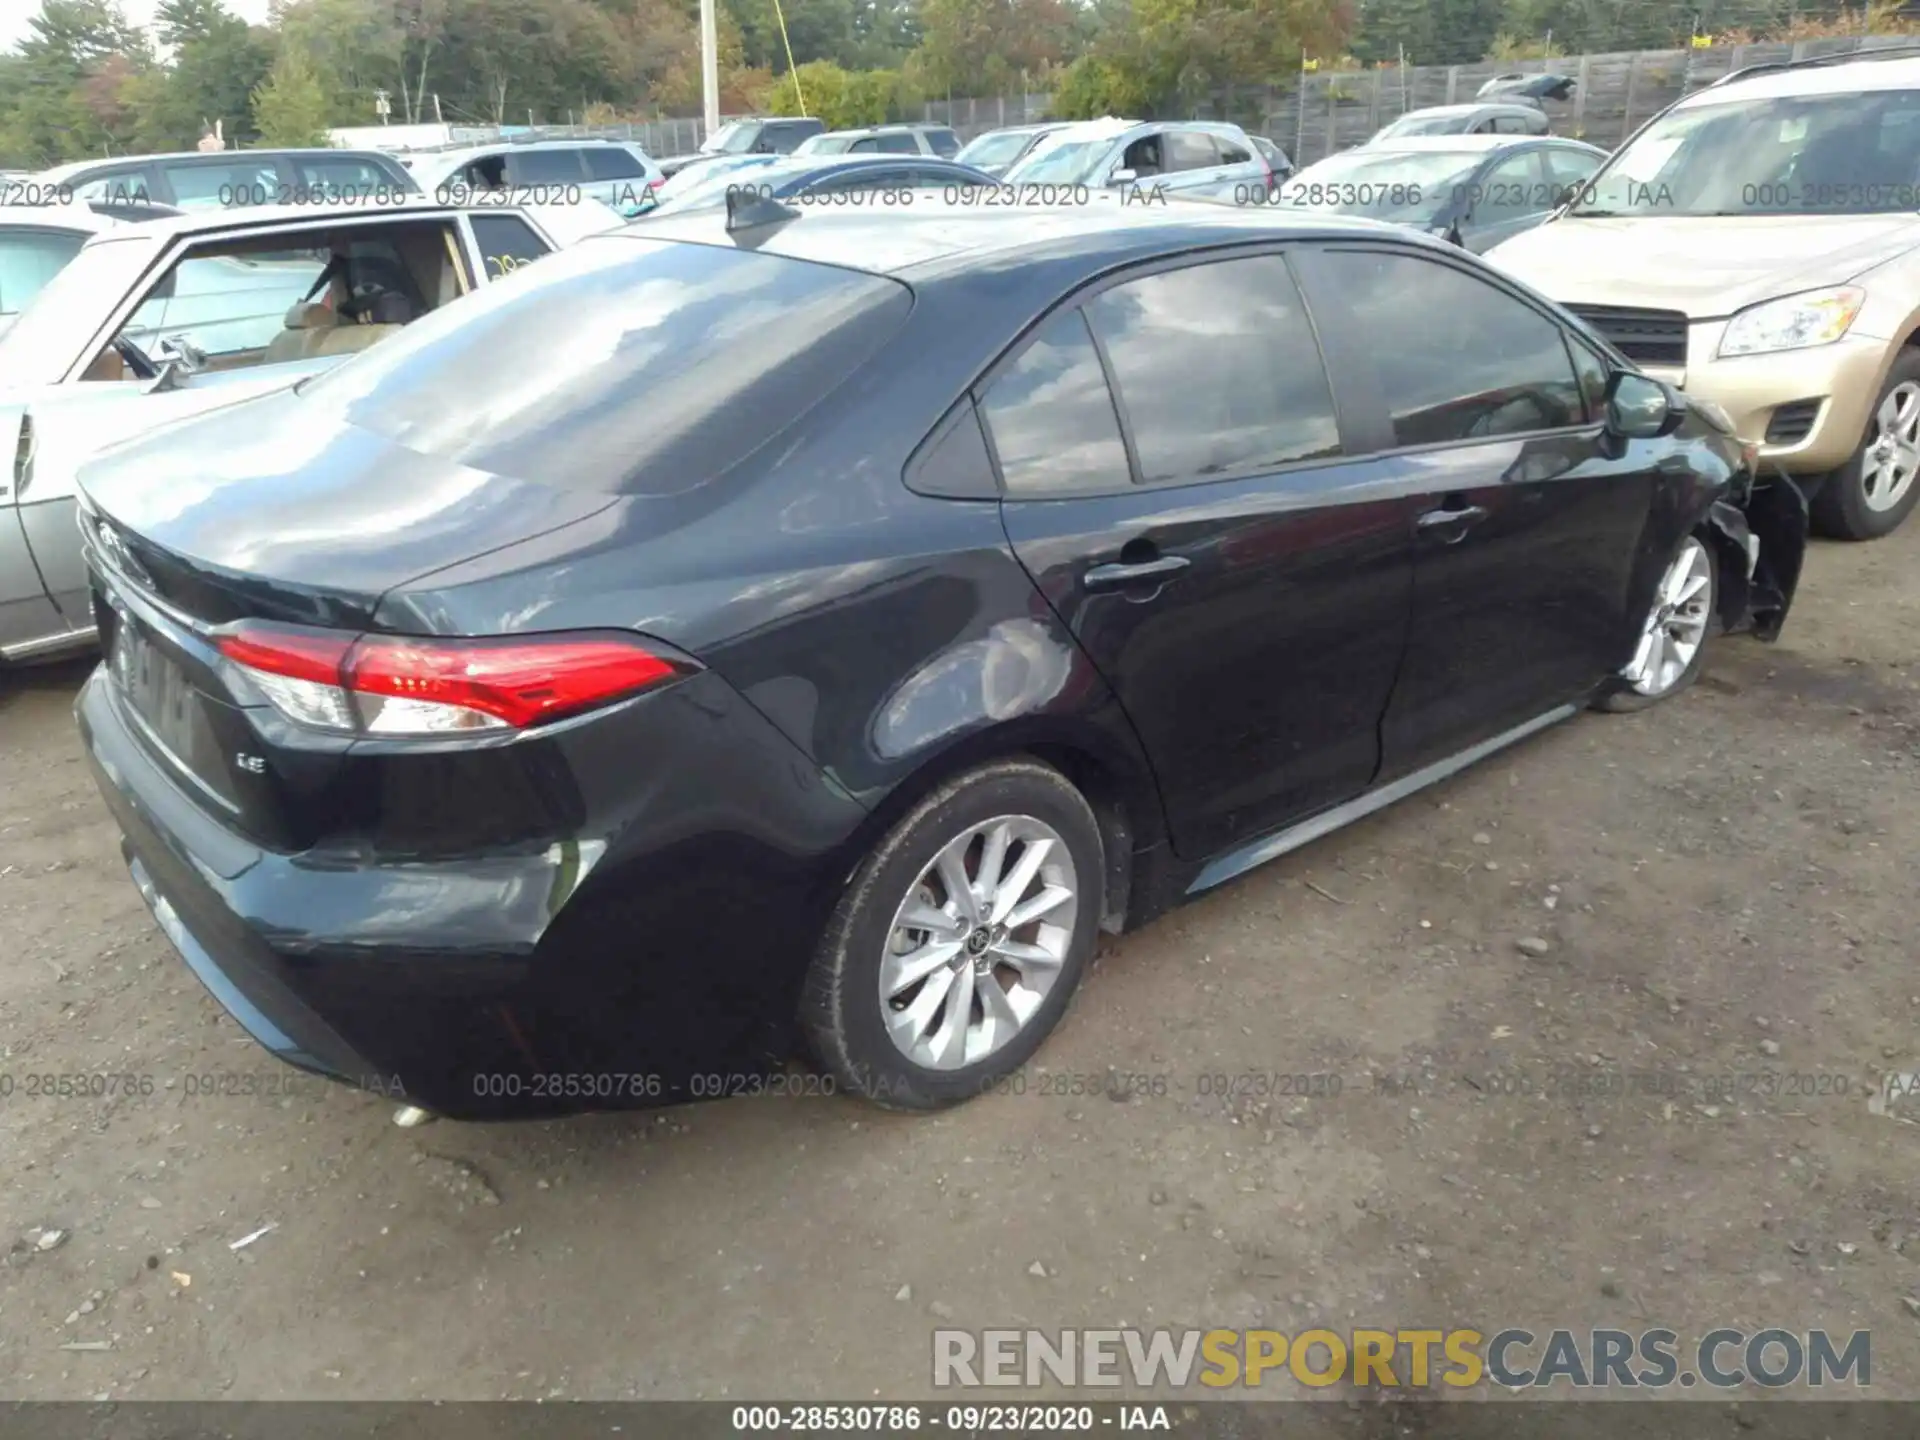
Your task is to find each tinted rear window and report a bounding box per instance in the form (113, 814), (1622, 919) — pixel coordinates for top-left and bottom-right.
(299, 236), (912, 495)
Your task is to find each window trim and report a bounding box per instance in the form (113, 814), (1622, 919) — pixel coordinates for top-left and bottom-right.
(969, 242), (1357, 500)
(1290, 239), (1606, 463)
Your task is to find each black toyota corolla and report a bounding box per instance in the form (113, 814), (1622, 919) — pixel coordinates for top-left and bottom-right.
(73, 197), (1808, 1120)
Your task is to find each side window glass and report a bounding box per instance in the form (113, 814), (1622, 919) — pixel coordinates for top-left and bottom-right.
(1218, 140), (1253, 165)
(1122, 135), (1163, 175)
(979, 309), (1131, 496)
(1164, 132), (1220, 171)
(470, 214), (551, 281)
(1544, 147), (1601, 203)
(75, 171), (153, 205)
(850, 137), (879, 153)
(0, 231), (86, 316)
(113, 246), (329, 369)
(1083, 254), (1340, 485)
(506, 149), (586, 184)
(877, 132), (918, 154)
(1317, 249), (1584, 447)
(1568, 335), (1612, 422)
(161, 160), (278, 208)
(929, 130), (962, 158)
(583, 147), (647, 180)
(908, 398), (997, 497)
(1472, 150), (1549, 221)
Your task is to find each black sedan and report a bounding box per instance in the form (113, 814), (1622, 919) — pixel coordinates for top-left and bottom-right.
(1281, 135), (1607, 252)
(71, 201), (1806, 1120)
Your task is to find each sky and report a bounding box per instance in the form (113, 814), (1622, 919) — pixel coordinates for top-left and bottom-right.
(0, 0), (275, 56)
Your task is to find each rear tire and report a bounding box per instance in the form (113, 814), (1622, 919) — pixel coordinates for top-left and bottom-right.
(1594, 533), (1716, 714)
(800, 759), (1103, 1111)
(1810, 350), (1920, 541)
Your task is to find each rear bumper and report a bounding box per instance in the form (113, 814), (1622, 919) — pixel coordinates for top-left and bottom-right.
(78, 665), (871, 1119)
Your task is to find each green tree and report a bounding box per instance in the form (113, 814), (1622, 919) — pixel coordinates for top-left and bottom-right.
(252, 46), (331, 142)
(915, 0), (1071, 98)
(1, 0), (153, 164)
(132, 0), (275, 150)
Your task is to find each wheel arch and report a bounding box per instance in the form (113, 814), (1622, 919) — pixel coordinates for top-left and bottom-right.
(821, 716), (1166, 938)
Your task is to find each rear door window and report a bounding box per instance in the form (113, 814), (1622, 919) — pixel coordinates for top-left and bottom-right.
(875, 132), (919, 154)
(1164, 131), (1222, 172)
(979, 309), (1131, 496)
(298, 155), (414, 197)
(506, 149), (587, 185)
(1082, 254), (1341, 484)
(927, 129), (962, 158)
(299, 236), (913, 495)
(583, 147), (648, 180)
(161, 158), (280, 208)
(469, 214), (551, 280)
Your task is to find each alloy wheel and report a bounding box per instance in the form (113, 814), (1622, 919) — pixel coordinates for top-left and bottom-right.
(878, 815), (1079, 1071)
(1622, 536), (1712, 698)
(1862, 381), (1920, 514)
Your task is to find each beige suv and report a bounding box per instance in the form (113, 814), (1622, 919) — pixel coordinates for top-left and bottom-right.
(1489, 51), (1920, 539)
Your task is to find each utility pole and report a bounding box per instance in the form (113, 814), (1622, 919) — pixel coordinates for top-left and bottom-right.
(700, 0), (719, 139)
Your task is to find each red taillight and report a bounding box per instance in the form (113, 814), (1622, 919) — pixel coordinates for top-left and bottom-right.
(215, 625), (687, 737)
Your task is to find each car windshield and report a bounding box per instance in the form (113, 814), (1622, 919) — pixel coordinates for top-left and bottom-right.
(0, 233), (157, 389)
(1281, 150), (1482, 222)
(702, 122), (759, 155)
(959, 131), (1042, 168)
(1571, 88), (1920, 216)
(803, 135), (858, 155)
(1377, 114), (1469, 139)
(650, 160), (809, 213)
(1005, 138), (1115, 184)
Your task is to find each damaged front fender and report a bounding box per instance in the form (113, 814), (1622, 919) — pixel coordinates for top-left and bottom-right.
(1702, 471), (1808, 643)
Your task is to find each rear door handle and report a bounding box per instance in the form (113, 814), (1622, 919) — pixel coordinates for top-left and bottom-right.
(1415, 502), (1489, 541)
(1083, 554), (1191, 591)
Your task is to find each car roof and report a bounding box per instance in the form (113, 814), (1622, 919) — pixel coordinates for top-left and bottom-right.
(67, 199), (512, 247)
(1362, 133), (1571, 153)
(968, 122), (1065, 137)
(421, 137), (636, 158)
(1390, 102), (1540, 120)
(1679, 53), (1920, 106)
(37, 148), (401, 179)
(0, 202), (118, 233)
(625, 198), (1431, 281)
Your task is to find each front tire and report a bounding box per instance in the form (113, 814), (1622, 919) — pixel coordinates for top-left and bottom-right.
(800, 759), (1104, 1111)
(1595, 533), (1716, 713)
(1810, 350), (1920, 540)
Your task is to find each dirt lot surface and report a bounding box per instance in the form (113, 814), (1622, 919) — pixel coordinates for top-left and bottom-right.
(2, 525), (1918, 1407)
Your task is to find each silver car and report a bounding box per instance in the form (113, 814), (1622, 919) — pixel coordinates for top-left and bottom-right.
(0, 198), (612, 664)
(1002, 118), (1276, 202)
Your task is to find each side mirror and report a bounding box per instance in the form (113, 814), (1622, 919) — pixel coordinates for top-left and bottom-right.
(1605, 370), (1686, 439)
(145, 336), (204, 394)
(1110, 167), (1138, 185)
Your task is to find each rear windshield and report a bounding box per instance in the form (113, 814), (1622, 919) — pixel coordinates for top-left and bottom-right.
(298, 234), (912, 495)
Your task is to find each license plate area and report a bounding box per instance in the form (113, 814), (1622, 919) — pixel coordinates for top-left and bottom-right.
(109, 611), (234, 808)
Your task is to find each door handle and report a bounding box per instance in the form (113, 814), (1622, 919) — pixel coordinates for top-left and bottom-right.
(1082, 554), (1191, 591)
(1415, 502), (1488, 542)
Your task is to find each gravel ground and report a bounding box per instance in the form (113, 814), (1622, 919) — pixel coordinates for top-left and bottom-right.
(1, 525), (1918, 1405)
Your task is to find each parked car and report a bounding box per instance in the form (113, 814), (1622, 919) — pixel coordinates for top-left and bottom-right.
(1489, 48), (1920, 540)
(33, 148), (420, 210)
(645, 154), (999, 216)
(405, 139), (663, 218)
(954, 123), (1073, 178)
(795, 124), (965, 159)
(1003, 118), (1276, 202)
(1369, 103), (1551, 143)
(0, 199), (182, 336)
(654, 116), (828, 180)
(651, 153), (783, 206)
(1477, 73), (1577, 103)
(0, 199), (602, 665)
(1249, 134), (1296, 183)
(1277, 135), (1606, 252)
(71, 199), (1805, 1121)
